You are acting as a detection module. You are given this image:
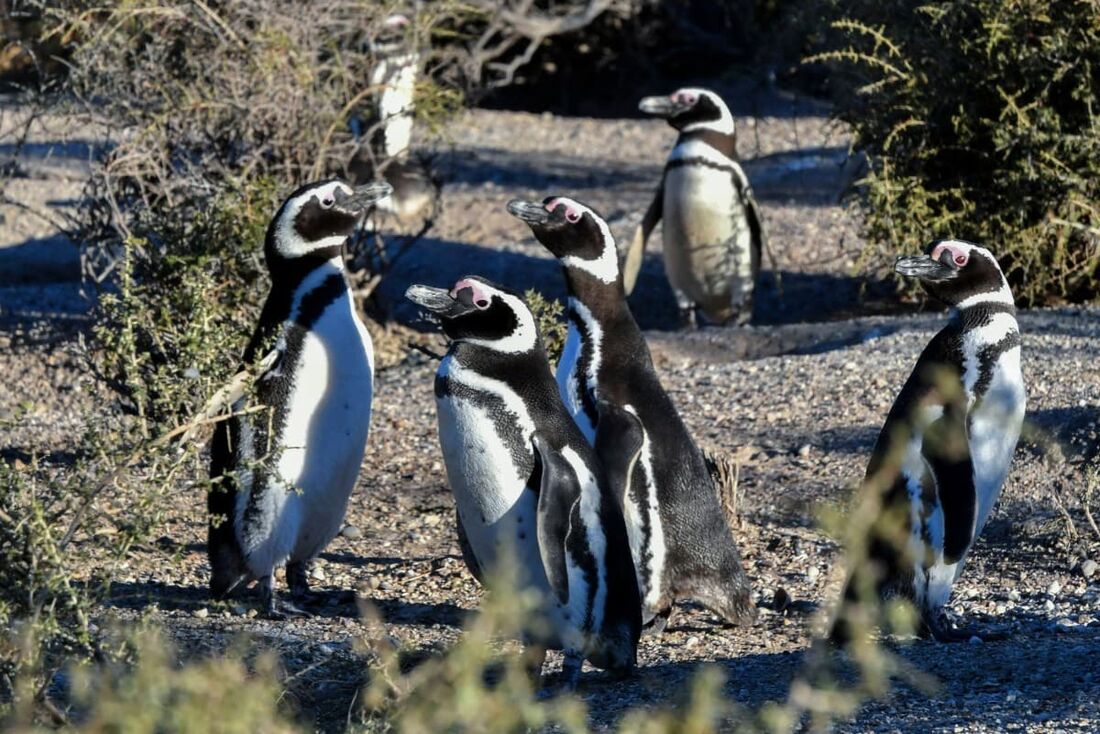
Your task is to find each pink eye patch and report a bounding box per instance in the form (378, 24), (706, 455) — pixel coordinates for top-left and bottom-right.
(451, 278), (492, 309)
(932, 242), (969, 267)
(673, 91), (698, 105)
(546, 198), (582, 223)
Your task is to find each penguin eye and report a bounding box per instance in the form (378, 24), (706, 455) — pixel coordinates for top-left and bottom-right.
(681, 92), (697, 105)
(954, 253), (968, 266)
(320, 196), (335, 209)
(474, 298), (490, 310)
(565, 209), (581, 223)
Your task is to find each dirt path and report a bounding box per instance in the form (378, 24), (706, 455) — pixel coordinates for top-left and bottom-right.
(2, 84), (1099, 732)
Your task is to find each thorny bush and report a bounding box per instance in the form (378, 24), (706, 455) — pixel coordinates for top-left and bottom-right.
(811, 0), (1100, 306)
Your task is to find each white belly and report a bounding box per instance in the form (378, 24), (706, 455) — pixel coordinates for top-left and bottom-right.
(436, 386), (548, 593)
(968, 346), (1025, 535)
(662, 166), (752, 307)
(238, 292), (374, 575)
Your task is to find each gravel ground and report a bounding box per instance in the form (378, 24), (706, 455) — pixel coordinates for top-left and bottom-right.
(2, 82), (1099, 732)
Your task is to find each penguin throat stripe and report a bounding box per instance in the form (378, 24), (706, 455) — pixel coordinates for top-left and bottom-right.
(561, 217), (619, 284)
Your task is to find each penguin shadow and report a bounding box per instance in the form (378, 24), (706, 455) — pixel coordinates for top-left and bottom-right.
(375, 235), (564, 325)
(1025, 405), (1100, 457)
(441, 146), (657, 191)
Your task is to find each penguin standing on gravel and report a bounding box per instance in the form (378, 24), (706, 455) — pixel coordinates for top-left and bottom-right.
(624, 87), (765, 328)
(208, 179), (392, 617)
(405, 276), (641, 687)
(508, 196), (756, 632)
(831, 240), (1025, 644)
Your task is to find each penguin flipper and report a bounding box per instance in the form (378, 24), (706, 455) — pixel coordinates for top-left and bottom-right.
(593, 401), (644, 504)
(532, 434), (580, 606)
(623, 182), (663, 295)
(455, 507), (485, 585)
(922, 411), (977, 564)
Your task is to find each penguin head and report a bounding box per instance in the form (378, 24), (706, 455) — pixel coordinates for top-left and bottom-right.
(895, 239), (1013, 307)
(404, 276), (540, 353)
(506, 197), (620, 285)
(638, 88), (734, 136)
(266, 179), (391, 262)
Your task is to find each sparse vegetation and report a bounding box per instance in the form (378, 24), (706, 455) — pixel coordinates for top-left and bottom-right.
(811, 0), (1100, 305)
(524, 288), (568, 362)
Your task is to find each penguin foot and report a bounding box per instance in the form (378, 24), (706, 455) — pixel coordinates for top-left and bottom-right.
(286, 560), (311, 598)
(921, 610), (1010, 643)
(557, 652), (583, 692)
(265, 598), (311, 620)
(642, 606), (674, 636)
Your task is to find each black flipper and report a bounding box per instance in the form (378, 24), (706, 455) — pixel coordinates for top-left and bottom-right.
(623, 180), (663, 295)
(455, 507), (485, 584)
(532, 434), (582, 606)
(922, 407), (977, 564)
(593, 400), (644, 505)
(740, 179), (764, 281)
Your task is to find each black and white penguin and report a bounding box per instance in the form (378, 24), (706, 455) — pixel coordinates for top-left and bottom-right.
(207, 179), (392, 617)
(507, 196), (756, 632)
(405, 276), (641, 687)
(348, 12), (438, 230)
(624, 87), (765, 328)
(831, 239), (1025, 644)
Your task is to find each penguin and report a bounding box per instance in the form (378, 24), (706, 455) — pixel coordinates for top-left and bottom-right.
(507, 196), (756, 633)
(624, 87), (765, 328)
(405, 276), (641, 687)
(830, 239), (1025, 644)
(207, 179), (392, 617)
(348, 12), (439, 231)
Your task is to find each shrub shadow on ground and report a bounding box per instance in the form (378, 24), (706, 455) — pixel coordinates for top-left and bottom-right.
(381, 236), (897, 336)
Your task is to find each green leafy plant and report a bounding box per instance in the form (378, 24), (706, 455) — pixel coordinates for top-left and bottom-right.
(809, 0), (1100, 305)
(524, 289), (567, 363)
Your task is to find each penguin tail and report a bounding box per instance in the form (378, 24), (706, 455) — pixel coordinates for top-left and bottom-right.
(208, 535), (248, 599)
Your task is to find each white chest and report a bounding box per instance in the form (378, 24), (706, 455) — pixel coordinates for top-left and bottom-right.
(236, 286), (374, 571)
(967, 345), (1025, 531)
(435, 358), (544, 582)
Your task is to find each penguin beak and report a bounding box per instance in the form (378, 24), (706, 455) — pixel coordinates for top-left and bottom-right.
(404, 284), (478, 318)
(638, 95), (679, 118)
(894, 253), (958, 282)
(335, 182), (393, 213)
(506, 199), (550, 226)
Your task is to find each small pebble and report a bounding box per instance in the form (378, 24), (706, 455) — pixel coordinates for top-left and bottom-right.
(797, 444), (811, 458)
(311, 565), (326, 581)
(1008, 589), (1021, 602)
(1044, 599), (1056, 612)
(341, 525), (363, 540)
(1081, 559), (1098, 579)
(193, 607), (209, 619)
(807, 566), (820, 582)
(1047, 580), (1062, 597)
(968, 636), (982, 644)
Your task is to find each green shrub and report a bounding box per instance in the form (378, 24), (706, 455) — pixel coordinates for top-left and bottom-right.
(523, 289), (567, 363)
(811, 0), (1100, 305)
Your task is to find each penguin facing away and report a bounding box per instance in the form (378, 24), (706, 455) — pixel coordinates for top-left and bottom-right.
(507, 196), (756, 633)
(405, 276), (641, 687)
(625, 87), (765, 329)
(208, 179), (392, 618)
(831, 240), (1025, 644)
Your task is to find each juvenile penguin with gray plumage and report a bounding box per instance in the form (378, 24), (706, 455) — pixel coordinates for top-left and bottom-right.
(405, 276), (641, 687)
(831, 240), (1025, 644)
(208, 179), (391, 617)
(508, 196), (756, 633)
(624, 87), (765, 328)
